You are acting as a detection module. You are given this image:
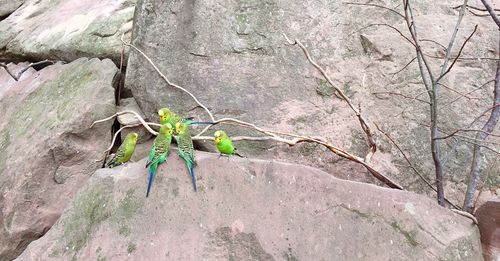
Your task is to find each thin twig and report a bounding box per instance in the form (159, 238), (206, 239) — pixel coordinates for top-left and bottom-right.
(435, 25), (478, 83)
(374, 123), (460, 209)
(453, 4), (500, 12)
(372, 91), (430, 104)
(120, 33), (215, 122)
(90, 110), (159, 135)
(391, 57), (417, 76)
(480, 0), (500, 27)
(344, 2), (405, 18)
(355, 23), (415, 47)
(442, 79), (494, 107)
(283, 33), (377, 163)
(450, 209), (478, 224)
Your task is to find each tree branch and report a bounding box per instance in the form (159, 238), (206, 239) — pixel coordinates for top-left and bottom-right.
(283, 33), (377, 163)
(120, 33), (215, 122)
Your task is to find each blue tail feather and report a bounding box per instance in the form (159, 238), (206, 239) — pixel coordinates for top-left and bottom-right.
(188, 121), (217, 125)
(146, 163), (157, 197)
(189, 165), (197, 192)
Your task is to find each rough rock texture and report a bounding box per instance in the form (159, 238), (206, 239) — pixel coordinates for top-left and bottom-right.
(0, 0), (136, 64)
(17, 152), (482, 261)
(0, 0), (24, 18)
(476, 197), (500, 261)
(125, 0), (499, 203)
(0, 58), (117, 260)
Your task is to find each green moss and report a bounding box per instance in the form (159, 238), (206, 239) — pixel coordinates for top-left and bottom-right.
(390, 221), (418, 247)
(97, 254), (107, 261)
(343, 82), (353, 98)
(118, 225), (131, 236)
(113, 189), (142, 221)
(127, 242), (136, 253)
(62, 180), (113, 253)
(0, 130), (10, 174)
(315, 78), (336, 97)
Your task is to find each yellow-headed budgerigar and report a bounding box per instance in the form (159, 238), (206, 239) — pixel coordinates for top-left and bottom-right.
(145, 123), (173, 197)
(175, 121), (198, 191)
(158, 107), (215, 126)
(214, 130), (243, 157)
(107, 132), (139, 168)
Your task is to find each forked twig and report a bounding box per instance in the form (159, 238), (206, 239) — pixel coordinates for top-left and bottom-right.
(283, 33), (377, 163)
(120, 33), (215, 122)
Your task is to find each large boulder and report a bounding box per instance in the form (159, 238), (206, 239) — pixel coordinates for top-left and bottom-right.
(0, 0), (136, 64)
(125, 0), (499, 203)
(0, 58), (117, 260)
(17, 152), (482, 260)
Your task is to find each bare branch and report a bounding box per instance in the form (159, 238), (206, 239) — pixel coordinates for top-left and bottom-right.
(120, 33), (215, 122)
(391, 57), (417, 76)
(344, 2), (405, 18)
(479, 0), (500, 27)
(450, 209), (478, 224)
(374, 123), (460, 209)
(442, 79), (494, 107)
(284, 34), (377, 163)
(435, 25), (478, 83)
(354, 23), (415, 47)
(90, 110), (159, 135)
(372, 91), (430, 104)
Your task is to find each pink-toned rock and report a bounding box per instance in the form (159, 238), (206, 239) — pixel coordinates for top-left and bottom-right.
(0, 58), (116, 260)
(476, 197), (500, 261)
(17, 152), (482, 260)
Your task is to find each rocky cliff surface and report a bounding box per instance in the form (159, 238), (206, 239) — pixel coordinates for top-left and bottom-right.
(17, 152), (482, 261)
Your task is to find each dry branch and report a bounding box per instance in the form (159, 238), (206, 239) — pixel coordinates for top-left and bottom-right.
(283, 33), (377, 163)
(374, 123), (460, 209)
(120, 33), (215, 122)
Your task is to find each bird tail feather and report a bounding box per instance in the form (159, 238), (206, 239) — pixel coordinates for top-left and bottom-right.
(146, 162), (157, 197)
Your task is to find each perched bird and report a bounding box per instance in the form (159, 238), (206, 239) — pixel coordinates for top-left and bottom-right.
(145, 123), (173, 197)
(214, 130), (243, 157)
(107, 132), (139, 168)
(158, 107), (215, 126)
(175, 121), (198, 191)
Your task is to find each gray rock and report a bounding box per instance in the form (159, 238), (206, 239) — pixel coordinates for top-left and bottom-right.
(0, 58), (117, 260)
(0, 0), (24, 18)
(125, 0), (499, 203)
(0, 0), (136, 64)
(17, 152), (482, 260)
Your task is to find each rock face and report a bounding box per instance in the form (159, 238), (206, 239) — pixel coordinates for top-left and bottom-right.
(0, 0), (136, 64)
(125, 0), (499, 202)
(17, 152), (482, 260)
(0, 0), (24, 18)
(0, 58), (116, 260)
(476, 197), (500, 261)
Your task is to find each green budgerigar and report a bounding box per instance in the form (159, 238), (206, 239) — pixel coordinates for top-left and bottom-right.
(145, 123), (173, 197)
(158, 107), (215, 126)
(214, 130), (243, 157)
(175, 121), (198, 191)
(158, 107), (183, 126)
(107, 132), (139, 168)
